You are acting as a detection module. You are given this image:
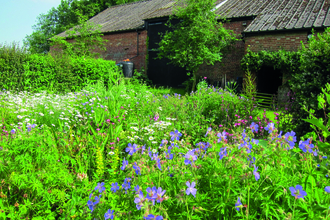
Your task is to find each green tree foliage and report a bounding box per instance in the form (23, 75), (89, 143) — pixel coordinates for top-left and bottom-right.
(156, 0), (239, 91)
(50, 10), (107, 58)
(24, 0), (141, 54)
(288, 27), (330, 140)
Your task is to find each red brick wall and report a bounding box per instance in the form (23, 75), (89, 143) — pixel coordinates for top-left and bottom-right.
(245, 31), (309, 53)
(50, 30), (148, 73)
(195, 20), (253, 85)
(100, 30), (148, 72)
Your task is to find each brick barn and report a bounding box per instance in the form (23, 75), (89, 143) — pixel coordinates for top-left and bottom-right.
(55, 0), (330, 97)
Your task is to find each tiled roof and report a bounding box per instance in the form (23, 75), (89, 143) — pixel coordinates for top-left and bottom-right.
(57, 0), (330, 37)
(56, 0), (175, 37)
(215, 0), (330, 33)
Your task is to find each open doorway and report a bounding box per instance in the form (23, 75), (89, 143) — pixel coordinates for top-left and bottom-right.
(257, 66), (282, 95)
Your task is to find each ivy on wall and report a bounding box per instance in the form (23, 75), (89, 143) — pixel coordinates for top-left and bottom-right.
(240, 46), (301, 80)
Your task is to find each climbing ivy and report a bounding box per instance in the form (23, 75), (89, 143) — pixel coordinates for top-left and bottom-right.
(240, 46), (301, 78)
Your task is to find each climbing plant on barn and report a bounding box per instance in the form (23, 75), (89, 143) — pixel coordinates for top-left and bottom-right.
(156, 0), (239, 92)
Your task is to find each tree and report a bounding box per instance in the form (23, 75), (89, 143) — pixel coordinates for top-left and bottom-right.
(24, 0), (141, 54)
(50, 10), (107, 58)
(156, 0), (239, 91)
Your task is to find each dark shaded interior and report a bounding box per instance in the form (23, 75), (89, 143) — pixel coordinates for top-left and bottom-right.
(257, 66), (282, 94)
(147, 19), (190, 88)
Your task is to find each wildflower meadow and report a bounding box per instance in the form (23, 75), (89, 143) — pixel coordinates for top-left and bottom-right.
(0, 74), (330, 220)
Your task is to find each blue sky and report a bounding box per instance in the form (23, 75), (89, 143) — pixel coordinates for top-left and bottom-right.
(0, 0), (62, 47)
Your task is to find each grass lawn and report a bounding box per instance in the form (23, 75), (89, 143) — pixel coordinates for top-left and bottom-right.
(0, 78), (328, 220)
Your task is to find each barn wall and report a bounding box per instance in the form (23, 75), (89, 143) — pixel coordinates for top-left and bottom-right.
(99, 30), (148, 72)
(195, 20), (253, 85)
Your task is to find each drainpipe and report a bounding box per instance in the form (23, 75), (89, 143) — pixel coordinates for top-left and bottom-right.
(128, 27), (140, 60)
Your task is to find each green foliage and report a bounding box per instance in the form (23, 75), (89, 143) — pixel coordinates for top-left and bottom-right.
(24, 0), (141, 54)
(288, 27), (330, 140)
(0, 42), (31, 92)
(302, 82), (330, 153)
(157, 0), (239, 91)
(240, 46), (301, 76)
(0, 42), (119, 95)
(50, 10), (107, 59)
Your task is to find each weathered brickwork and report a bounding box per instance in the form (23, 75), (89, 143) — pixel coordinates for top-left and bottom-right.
(99, 30), (148, 72)
(196, 20), (253, 85)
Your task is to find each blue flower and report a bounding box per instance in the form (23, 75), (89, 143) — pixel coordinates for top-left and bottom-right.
(121, 158), (128, 170)
(104, 209), (114, 220)
(122, 178), (131, 191)
(253, 164), (260, 181)
(323, 156), (328, 159)
(126, 143), (137, 155)
(134, 191), (145, 210)
(235, 197), (242, 211)
(156, 158), (162, 171)
(111, 182), (119, 193)
(134, 185), (141, 193)
(250, 122), (259, 133)
(87, 200), (94, 213)
(94, 195), (101, 205)
(289, 185), (307, 199)
(165, 149), (173, 160)
(156, 187), (166, 203)
(169, 130), (182, 141)
(205, 127), (212, 137)
(146, 186), (157, 205)
(298, 139), (314, 153)
(247, 155), (256, 167)
(10, 129), (15, 134)
(325, 186), (330, 193)
(144, 214), (163, 220)
(186, 181), (197, 197)
(133, 162), (141, 175)
(94, 182), (105, 193)
(219, 147), (227, 160)
(217, 131), (227, 143)
(284, 131), (297, 149)
(265, 123), (275, 134)
(184, 150), (198, 165)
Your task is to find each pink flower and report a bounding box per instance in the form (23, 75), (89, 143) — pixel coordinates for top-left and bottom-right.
(96, 128), (100, 131)
(204, 77), (207, 79)
(219, 125), (223, 127)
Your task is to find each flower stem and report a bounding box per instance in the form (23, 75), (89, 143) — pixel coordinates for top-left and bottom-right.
(292, 198), (297, 219)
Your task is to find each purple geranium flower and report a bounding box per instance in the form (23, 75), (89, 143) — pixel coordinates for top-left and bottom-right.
(94, 182), (105, 193)
(265, 123), (275, 134)
(298, 139), (314, 153)
(250, 122), (259, 133)
(253, 164), (260, 181)
(146, 186), (157, 205)
(184, 150), (198, 165)
(219, 147), (227, 160)
(126, 143), (137, 155)
(169, 130), (182, 141)
(205, 127), (212, 137)
(121, 158), (128, 170)
(134, 191), (145, 210)
(104, 209), (114, 220)
(156, 158), (162, 171)
(325, 186), (330, 193)
(111, 182), (119, 193)
(217, 131), (227, 143)
(289, 185), (307, 199)
(284, 131), (297, 149)
(156, 187), (166, 203)
(87, 199), (94, 213)
(186, 181), (197, 197)
(144, 214), (163, 220)
(235, 197), (242, 211)
(133, 162), (141, 175)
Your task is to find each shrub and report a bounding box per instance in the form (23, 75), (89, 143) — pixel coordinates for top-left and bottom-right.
(288, 27), (330, 140)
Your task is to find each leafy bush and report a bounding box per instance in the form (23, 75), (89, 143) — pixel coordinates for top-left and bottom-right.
(0, 42), (30, 92)
(288, 27), (330, 140)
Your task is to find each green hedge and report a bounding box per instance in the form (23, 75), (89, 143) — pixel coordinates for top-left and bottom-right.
(0, 43), (119, 94)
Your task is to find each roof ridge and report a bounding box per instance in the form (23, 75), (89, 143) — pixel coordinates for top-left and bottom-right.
(110, 0), (154, 8)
